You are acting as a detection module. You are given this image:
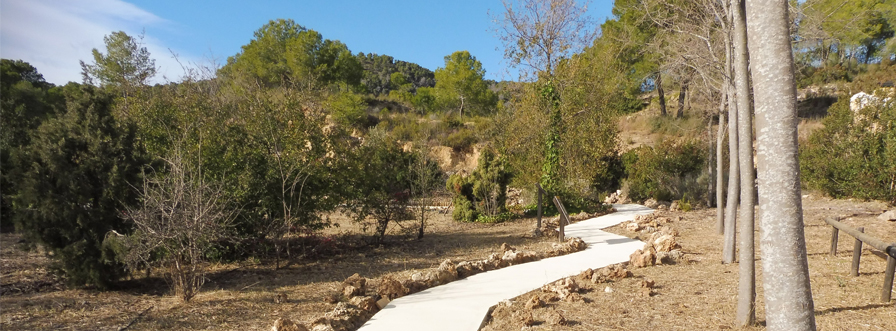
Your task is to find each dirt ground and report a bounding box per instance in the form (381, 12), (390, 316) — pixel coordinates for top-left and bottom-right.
(481, 194), (896, 330)
(3, 195), (893, 330)
(1, 210), (560, 331)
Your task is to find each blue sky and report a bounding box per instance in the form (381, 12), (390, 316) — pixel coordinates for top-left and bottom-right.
(1, 0), (615, 85)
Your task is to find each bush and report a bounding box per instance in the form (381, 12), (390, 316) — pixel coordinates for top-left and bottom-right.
(800, 97), (896, 203)
(622, 139), (707, 202)
(13, 85), (147, 288)
(330, 91), (368, 128)
(447, 148), (511, 222)
(444, 128), (477, 151)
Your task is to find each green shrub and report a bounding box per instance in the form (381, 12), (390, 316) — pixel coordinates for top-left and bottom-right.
(447, 148), (511, 222)
(622, 139), (707, 202)
(444, 128), (477, 151)
(800, 97), (896, 203)
(330, 91), (368, 128)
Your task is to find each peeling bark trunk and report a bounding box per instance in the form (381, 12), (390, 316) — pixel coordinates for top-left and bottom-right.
(732, 0), (756, 325)
(746, 0), (817, 330)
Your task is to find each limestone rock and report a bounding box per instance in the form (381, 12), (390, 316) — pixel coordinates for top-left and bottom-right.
(625, 221), (641, 232)
(455, 261), (475, 278)
(641, 278), (655, 289)
(543, 277), (579, 299)
(272, 318), (308, 331)
(341, 273), (366, 297)
(644, 198), (659, 209)
(500, 242), (515, 252)
(375, 297), (391, 309)
(349, 296), (379, 313)
(878, 210), (896, 222)
(630, 246), (657, 268)
(547, 310), (568, 326)
(376, 276), (408, 300)
(577, 268), (594, 283)
(401, 279), (427, 294)
(525, 295), (544, 310)
(325, 302), (369, 331)
(502, 249), (539, 265)
(653, 234), (681, 252)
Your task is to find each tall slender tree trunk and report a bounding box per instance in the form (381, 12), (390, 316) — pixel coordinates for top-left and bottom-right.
(677, 77), (689, 118)
(723, 31), (739, 263)
(746, 1), (817, 330)
(657, 72), (667, 116)
(716, 86), (727, 234)
(732, 0), (756, 325)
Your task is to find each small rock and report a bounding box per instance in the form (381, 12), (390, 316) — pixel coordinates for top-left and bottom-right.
(653, 234), (681, 252)
(625, 222), (641, 232)
(525, 295), (544, 310)
(547, 310), (568, 326)
(376, 276), (408, 300)
(577, 268), (594, 283)
(641, 278), (655, 289)
(455, 261), (475, 278)
(565, 292), (585, 302)
(640, 287), (655, 297)
(878, 210), (896, 222)
(375, 297), (391, 309)
(630, 246), (657, 268)
(275, 293), (288, 304)
(272, 318), (308, 331)
(501, 242), (515, 252)
(349, 296), (379, 313)
(604, 286), (614, 293)
(342, 285), (359, 298)
(644, 199), (659, 208)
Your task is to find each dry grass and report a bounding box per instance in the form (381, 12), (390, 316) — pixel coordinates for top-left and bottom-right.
(481, 195), (895, 330)
(1, 211), (558, 330)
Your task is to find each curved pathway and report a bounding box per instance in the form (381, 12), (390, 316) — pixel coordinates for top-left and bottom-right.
(358, 204), (655, 331)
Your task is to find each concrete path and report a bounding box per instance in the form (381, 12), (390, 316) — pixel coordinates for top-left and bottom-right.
(357, 204), (654, 331)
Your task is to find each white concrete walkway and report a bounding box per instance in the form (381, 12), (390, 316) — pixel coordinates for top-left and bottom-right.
(357, 204), (654, 331)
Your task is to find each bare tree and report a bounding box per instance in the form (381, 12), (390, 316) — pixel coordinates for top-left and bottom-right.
(119, 142), (235, 302)
(493, 0), (597, 79)
(746, 0), (818, 329)
(731, 0), (756, 325)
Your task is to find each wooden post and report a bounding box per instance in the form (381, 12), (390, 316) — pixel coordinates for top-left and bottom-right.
(883, 256), (895, 302)
(830, 226), (839, 256)
(851, 227), (865, 277)
(536, 183), (543, 235)
(552, 196), (570, 243)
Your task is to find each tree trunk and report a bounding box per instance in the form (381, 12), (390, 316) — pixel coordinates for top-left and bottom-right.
(707, 113), (714, 208)
(657, 72), (667, 116)
(677, 77), (689, 118)
(716, 86), (727, 234)
(732, 0), (756, 325)
(746, 1), (817, 330)
(723, 32), (739, 263)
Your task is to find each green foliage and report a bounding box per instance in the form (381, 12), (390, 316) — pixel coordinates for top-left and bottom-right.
(342, 128), (420, 241)
(1, 60), (63, 224)
(433, 51), (498, 117)
(12, 85), (147, 288)
(444, 128), (477, 151)
(800, 97), (896, 203)
(357, 53), (435, 96)
(447, 148), (511, 222)
(621, 139), (707, 202)
(496, 39), (624, 206)
(220, 19), (362, 88)
(329, 91), (368, 128)
(80, 31), (156, 88)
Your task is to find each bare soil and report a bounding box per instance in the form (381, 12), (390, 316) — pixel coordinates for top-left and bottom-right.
(481, 194), (896, 330)
(1, 211), (558, 330)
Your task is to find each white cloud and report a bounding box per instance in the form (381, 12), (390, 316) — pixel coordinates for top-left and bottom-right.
(0, 0), (197, 85)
